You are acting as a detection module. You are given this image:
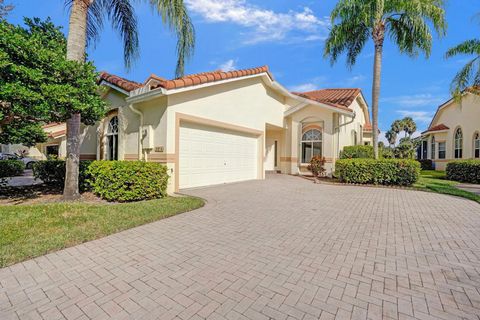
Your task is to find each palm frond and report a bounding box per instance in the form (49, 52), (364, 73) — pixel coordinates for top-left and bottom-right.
(149, 0), (195, 77)
(446, 39), (480, 58)
(103, 0), (139, 69)
(387, 14), (431, 57)
(86, 0), (104, 48)
(450, 57), (480, 96)
(325, 0), (371, 67)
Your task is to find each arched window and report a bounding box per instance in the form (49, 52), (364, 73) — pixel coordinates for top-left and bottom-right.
(474, 132), (480, 158)
(454, 128), (463, 159)
(106, 116), (119, 160)
(351, 130), (358, 146)
(431, 136), (436, 160)
(301, 129), (322, 163)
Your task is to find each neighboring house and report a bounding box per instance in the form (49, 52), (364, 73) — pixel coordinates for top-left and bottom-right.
(1, 123), (66, 160)
(420, 90), (480, 170)
(26, 66), (371, 193)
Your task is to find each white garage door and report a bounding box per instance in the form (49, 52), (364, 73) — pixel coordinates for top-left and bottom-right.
(179, 122), (259, 189)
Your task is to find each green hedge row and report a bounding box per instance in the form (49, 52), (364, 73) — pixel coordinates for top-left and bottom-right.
(418, 159), (434, 171)
(446, 160), (480, 184)
(33, 160), (169, 202)
(340, 145), (374, 159)
(335, 159), (420, 186)
(33, 160), (93, 192)
(0, 160), (25, 183)
(87, 161), (169, 202)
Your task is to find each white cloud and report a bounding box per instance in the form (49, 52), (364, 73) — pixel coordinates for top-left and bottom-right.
(289, 83), (319, 92)
(218, 59), (237, 71)
(185, 0), (329, 44)
(381, 94), (445, 108)
(396, 110), (433, 123)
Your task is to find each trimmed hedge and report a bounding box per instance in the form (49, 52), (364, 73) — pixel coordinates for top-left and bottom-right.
(87, 161), (169, 202)
(418, 159), (434, 171)
(340, 145), (374, 159)
(335, 159), (420, 186)
(32, 160), (93, 192)
(0, 160), (25, 181)
(446, 160), (480, 184)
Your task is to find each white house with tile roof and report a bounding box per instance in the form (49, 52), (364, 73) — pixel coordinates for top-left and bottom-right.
(23, 66), (371, 193)
(420, 90), (480, 171)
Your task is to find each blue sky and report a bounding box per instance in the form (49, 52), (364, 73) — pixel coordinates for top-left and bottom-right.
(6, 0), (479, 138)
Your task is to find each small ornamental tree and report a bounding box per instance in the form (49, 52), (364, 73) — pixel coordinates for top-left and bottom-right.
(308, 156), (326, 179)
(0, 18), (106, 147)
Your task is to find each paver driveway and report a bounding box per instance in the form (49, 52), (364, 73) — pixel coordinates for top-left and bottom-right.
(1, 175), (480, 320)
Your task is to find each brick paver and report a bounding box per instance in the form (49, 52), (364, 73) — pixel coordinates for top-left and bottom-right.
(1, 174), (480, 319)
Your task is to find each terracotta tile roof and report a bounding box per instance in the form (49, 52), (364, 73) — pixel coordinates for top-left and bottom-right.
(42, 122), (63, 129)
(422, 123), (450, 134)
(99, 72), (142, 92)
(363, 123), (372, 131)
(151, 66), (272, 90)
(48, 129), (66, 139)
(295, 89), (361, 108)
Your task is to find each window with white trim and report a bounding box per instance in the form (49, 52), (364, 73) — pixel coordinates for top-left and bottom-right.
(301, 129), (322, 163)
(454, 127), (463, 159)
(438, 141), (446, 159)
(106, 116), (119, 160)
(474, 132), (480, 158)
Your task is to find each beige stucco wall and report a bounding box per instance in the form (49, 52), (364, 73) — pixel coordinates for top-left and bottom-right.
(162, 77), (289, 192)
(424, 93), (480, 170)
(284, 105), (336, 175)
(337, 97), (369, 151)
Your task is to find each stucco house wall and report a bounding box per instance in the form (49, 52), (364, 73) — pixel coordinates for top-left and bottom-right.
(421, 93), (480, 170)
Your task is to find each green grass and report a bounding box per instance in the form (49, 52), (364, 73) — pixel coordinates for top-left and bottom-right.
(414, 170), (480, 203)
(0, 196), (204, 267)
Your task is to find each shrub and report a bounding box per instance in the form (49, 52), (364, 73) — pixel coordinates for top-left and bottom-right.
(335, 159), (420, 186)
(87, 161), (169, 202)
(446, 160), (480, 184)
(340, 145), (374, 159)
(308, 156), (326, 178)
(33, 160), (93, 191)
(418, 159), (434, 171)
(0, 160), (25, 185)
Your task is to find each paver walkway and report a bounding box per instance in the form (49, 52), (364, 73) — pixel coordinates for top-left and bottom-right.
(1, 174), (480, 320)
(457, 183), (480, 196)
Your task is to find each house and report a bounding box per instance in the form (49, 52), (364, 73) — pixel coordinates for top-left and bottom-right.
(420, 89), (480, 170)
(25, 66), (372, 193)
(0, 123), (66, 159)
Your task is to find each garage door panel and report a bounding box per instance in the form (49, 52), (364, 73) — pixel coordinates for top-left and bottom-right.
(179, 122), (258, 189)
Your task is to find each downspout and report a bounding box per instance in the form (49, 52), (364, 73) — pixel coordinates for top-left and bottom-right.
(128, 103), (144, 161)
(334, 111), (356, 166)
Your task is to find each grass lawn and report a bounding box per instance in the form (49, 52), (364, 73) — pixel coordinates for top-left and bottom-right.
(0, 196), (204, 268)
(414, 170), (480, 204)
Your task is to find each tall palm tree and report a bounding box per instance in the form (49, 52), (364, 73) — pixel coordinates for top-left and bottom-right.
(385, 129), (397, 147)
(391, 119), (404, 135)
(446, 38), (480, 96)
(63, 0), (195, 200)
(324, 0), (446, 159)
(402, 116), (417, 137)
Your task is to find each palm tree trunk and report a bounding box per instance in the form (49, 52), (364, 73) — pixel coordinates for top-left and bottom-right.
(371, 24), (385, 160)
(63, 0), (89, 200)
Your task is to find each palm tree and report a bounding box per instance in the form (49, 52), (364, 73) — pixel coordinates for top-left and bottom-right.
(402, 117), (417, 137)
(63, 0), (195, 200)
(385, 129), (397, 147)
(324, 0), (446, 159)
(446, 38), (480, 96)
(391, 119), (404, 135)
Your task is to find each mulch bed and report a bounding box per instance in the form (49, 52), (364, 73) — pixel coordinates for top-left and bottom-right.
(0, 184), (108, 205)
